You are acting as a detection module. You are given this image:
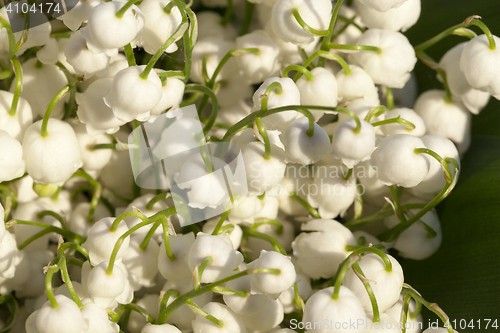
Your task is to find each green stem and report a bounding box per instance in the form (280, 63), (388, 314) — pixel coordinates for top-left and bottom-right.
(436, 68), (453, 103)
(414, 148), (453, 182)
(386, 87), (394, 110)
(110, 211), (148, 232)
(41, 76), (80, 137)
(184, 84), (218, 135)
(57, 242), (90, 261)
(415, 20), (476, 53)
(212, 209), (231, 235)
(140, 21), (189, 80)
(389, 185), (407, 223)
(332, 254), (360, 299)
(115, 0), (141, 19)
(9, 56), (22, 116)
(241, 226), (286, 255)
(349, 247), (392, 272)
(140, 220), (161, 250)
(45, 264), (60, 308)
(260, 81), (283, 112)
(146, 193), (170, 210)
(208, 48), (260, 88)
(291, 8), (329, 36)
(158, 71), (185, 81)
(464, 17), (496, 50)
(299, 50), (351, 81)
(211, 285), (249, 297)
(255, 117), (271, 160)
(328, 43), (383, 54)
(251, 219), (283, 235)
(71, 169), (102, 223)
(317, 0), (345, 67)
(194, 256), (213, 290)
(160, 216), (176, 261)
(371, 116), (416, 131)
(37, 210), (68, 232)
(352, 262), (380, 322)
(163, 2), (175, 14)
(159, 289), (180, 316)
(184, 298), (224, 327)
(364, 105), (386, 122)
(123, 44), (136, 66)
(7, 219), (85, 247)
(239, 1), (255, 36)
(282, 64), (314, 81)
(336, 107), (362, 133)
(89, 143), (116, 151)
(58, 255), (83, 309)
(0, 16), (18, 56)
(221, 0), (233, 26)
(415, 50), (452, 103)
(290, 193), (320, 218)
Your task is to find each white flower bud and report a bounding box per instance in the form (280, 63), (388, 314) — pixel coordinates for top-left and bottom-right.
(192, 302), (245, 333)
(81, 298), (120, 333)
(11, 58), (68, 119)
(357, 0), (409, 12)
(64, 31), (110, 78)
(336, 65), (379, 102)
(352, 29), (417, 88)
(150, 75), (185, 117)
(460, 34), (500, 99)
(242, 297), (284, 331)
(158, 232), (195, 281)
(0, 231), (23, 279)
(22, 119), (82, 186)
(282, 117), (331, 165)
(82, 2), (144, 55)
(227, 195), (264, 224)
(83, 217), (131, 266)
(385, 208), (442, 260)
(139, 0), (183, 55)
(276, 164), (311, 216)
(196, 11), (237, 41)
(331, 118), (376, 168)
(302, 286), (367, 333)
(296, 67), (339, 109)
(86, 261), (127, 308)
(127, 294), (159, 333)
(292, 219), (357, 279)
(187, 233), (243, 283)
(246, 217), (295, 261)
(414, 90), (471, 153)
(250, 250), (296, 295)
(141, 323), (182, 333)
(380, 107), (426, 137)
(271, 0), (332, 48)
(370, 134), (430, 188)
(0, 130), (25, 182)
(354, 0), (420, 32)
(119, 194), (168, 239)
(0, 91), (33, 142)
(104, 65), (163, 122)
(235, 30), (280, 84)
(191, 37), (238, 84)
(440, 42), (490, 115)
(252, 77), (301, 131)
(343, 253), (404, 313)
(72, 122), (113, 173)
(6, 249), (53, 298)
(76, 78), (127, 135)
(278, 272), (313, 313)
(56, 0), (100, 31)
(202, 219), (242, 250)
(242, 142), (287, 195)
(122, 235), (159, 290)
(35, 295), (86, 333)
(223, 275), (270, 315)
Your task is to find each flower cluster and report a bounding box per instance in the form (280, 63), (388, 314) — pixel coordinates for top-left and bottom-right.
(1, 0), (498, 331)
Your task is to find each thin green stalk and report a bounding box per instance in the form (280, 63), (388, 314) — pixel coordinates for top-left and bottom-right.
(58, 255), (83, 309)
(465, 17), (496, 49)
(184, 298), (223, 327)
(298, 50), (351, 81)
(212, 208), (231, 235)
(123, 44), (136, 66)
(261, 82), (283, 112)
(255, 117), (271, 160)
(389, 185), (407, 223)
(161, 216), (176, 261)
(241, 226), (286, 255)
(317, 0), (345, 67)
(115, 0), (141, 19)
(9, 56), (22, 116)
(140, 220), (161, 251)
(45, 265), (60, 308)
(37, 210), (68, 232)
(239, 1), (255, 36)
(0, 16), (18, 57)
(332, 254), (360, 299)
(349, 247), (392, 272)
(6, 219), (85, 246)
(57, 242), (90, 261)
(290, 193), (320, 218)
(328, 43), (382, 54)
(251, 219), (283, 235)
(184, 84), (218, 135)
(110, 211), (149, 232)
(194, 257), (213, 290)
(352, 262), (380, 322)
(364, 105), (386, 122)
(386, 87), (394, 110)
(221, 0), (233, 26)
(292, 8), (329, 36)
(282, 64), (314, 81)
(371, 116), (416, 131)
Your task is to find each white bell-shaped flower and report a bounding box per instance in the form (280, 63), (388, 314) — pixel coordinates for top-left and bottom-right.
(83, 217), (131, 266)
(141, 323), (182, 333)
(242, 297), (284, 332)
(410, 135), (460, 196)
(187, 232), (243, 283)
(276, 163), (311, 216)
(139, 0), (183, 55)
(72, 122), (113, 173)
(176, 154), (229, 209)
(307, 160), (358, 218)
(235, 30), (281, 84)
(354, 0), (420, 32)
(271, 0), (332, 48)
(0, 130), (25, 182)
(440, 42), (490, 115)
(0, 231), (23, 279)
(64, 31), (110, 78)
(158, 232), (195, 281)
(251, 77), (302, 131)
(370, 134), (430, 188)
(11, 58), (69, 119)
(196, 11), (237, 41)
(282, 117), (331, 165)
(380, 107), (426, 137)
(414, 90), (471, 153)
(34, 295), (86, 333)
(82, 1), (144, 55)
(122, 235), (159, 290)
(357, 0), (409, 12)
(331, 6), (365, 45)
(86, 260), (127, 308)
(227, 195), (264, 223)
(191, 37), (238, 84)
(343, 253), (404, 313)
(126, 294), (159, 333)
(6, 249), (53, 298)
(192, 302), (245, 333)
(242, 142), (287, 195)
(67, 202), (110, 237)
(22, 119), (82, 186)
(331, 118), (376, 168)
(0, 90), (33, 142)
(460, 34), (500, 99)
(104, 65), (163, 122)
(119, 193), (168, 239)
(385, 208), (442, 260)
(302, 286), (367, 333)
(202, 219), (242, 250)
(246, 218), (295, 261)
(351, 29), (417, 88)
(75, 78), (126, 135)
(150, 75), (185, 116)
(250, 250), (296, 295)
(278, 272), (313, 313)
(81, 298), (120, 333)
(223, 275), (270, 315)
(296, 67), (339, 109)
(336, 65), (379, 103)
(292, 219), (357, 279)
(57, 0), (100, 31)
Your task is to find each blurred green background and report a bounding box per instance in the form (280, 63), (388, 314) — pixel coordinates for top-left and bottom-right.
(402, 0), (500, 331)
